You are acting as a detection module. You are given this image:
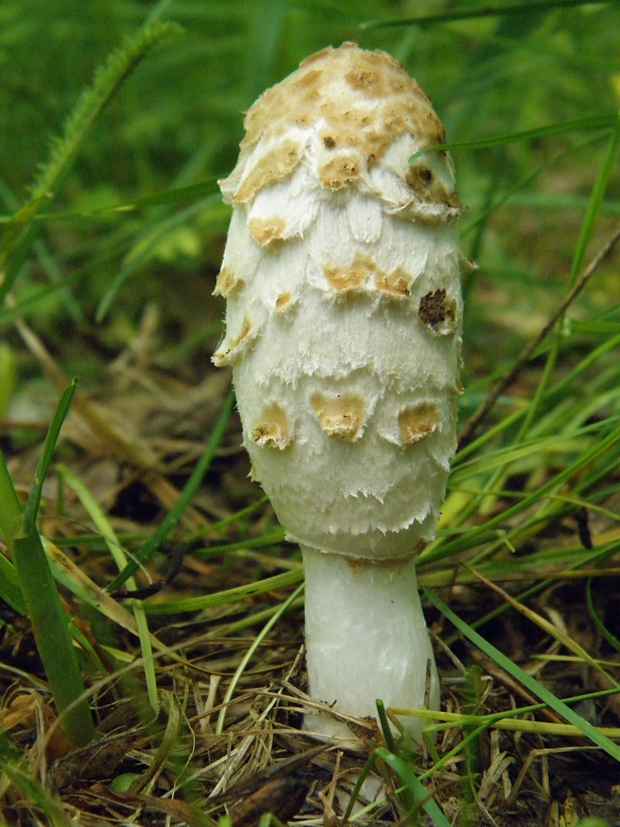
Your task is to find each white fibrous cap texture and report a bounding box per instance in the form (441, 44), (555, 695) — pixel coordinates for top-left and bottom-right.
(213, 42), (464, 560)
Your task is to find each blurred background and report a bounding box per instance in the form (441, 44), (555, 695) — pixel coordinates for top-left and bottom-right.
(1, 0), (618, 402)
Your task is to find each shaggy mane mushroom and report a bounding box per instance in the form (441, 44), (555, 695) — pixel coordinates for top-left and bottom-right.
(213, 42), (465, 743)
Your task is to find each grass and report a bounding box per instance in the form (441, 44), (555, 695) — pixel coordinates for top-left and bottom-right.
(0, 1), (619, 825)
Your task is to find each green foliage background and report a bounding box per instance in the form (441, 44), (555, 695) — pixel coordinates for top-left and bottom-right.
(1, 0), (618, 369)
(1, 1), (620, 823)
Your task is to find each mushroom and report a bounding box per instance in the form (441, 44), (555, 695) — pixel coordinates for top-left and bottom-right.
(213, 43), (464, 742)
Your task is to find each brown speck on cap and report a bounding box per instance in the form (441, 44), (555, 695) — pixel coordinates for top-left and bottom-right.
(298, 45), (333, 67)
(293, 67), (322, 88)
(399, 403), (439, 445)
(311, 392), (366, 441)
(344, 66), (386, 98)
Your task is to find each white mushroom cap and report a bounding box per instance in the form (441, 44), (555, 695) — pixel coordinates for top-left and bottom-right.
(219, 42), (460, 218)
(213, 43), (463, 561)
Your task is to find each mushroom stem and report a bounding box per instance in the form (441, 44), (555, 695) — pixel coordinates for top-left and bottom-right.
(302, 546), (439, 742)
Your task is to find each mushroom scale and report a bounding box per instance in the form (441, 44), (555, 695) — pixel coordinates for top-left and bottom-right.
(213, 42), (464, 742)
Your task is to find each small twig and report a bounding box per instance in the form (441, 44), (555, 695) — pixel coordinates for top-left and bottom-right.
(458, 223), (620, 449)
(111, 539), (189, 599)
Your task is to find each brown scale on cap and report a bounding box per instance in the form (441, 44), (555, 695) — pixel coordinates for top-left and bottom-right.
(398, 403), (439, 445)
(251, 403), (291, 450)
(419, 288), (457, 332)
(229, 43), (446, 203)
(212, 316), (254, 366)
(275, 292), (293, 311)
(248, 215), (287, 245)
(323, 254), (412, 298)
(319, 153), (361, 190)
(234, 139), (303, 203)
(406, 164), (463, 209)
(344, 65), (388, 97)
(323, 256), (370, 292)
(213, 266), (244, 298)
(375, 266), (411, 298)
(311, 392), (366, 441)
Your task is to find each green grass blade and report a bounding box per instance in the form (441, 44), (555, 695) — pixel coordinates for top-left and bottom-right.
(586, 578), (620, 653)
(0, 195), (51, 269)
(3, 178), (222, 223)
(56, 464), (142, 576)
(424, 421), (620, 561)
(375, 698), (397, 752)
(0, 343), (16, 416)
(0, 449), (23, 547)
(12, 529), (95, 747)
(58, 464), (159, 712)
(409, 115), (616, 162)
(0, 198), (52, 306)
(193, 530), (286, 559)
(342, 749), (382, 822)
(0, 554), (25, 615)
(361, 0), (620, 28)
(9, 381), (94, 746)
(96, 198), (213, 321)
(568, 112), (620, 287)
(0, 181), (85, 324)
(143, 568), (303, 616)
(22, 379), (77, 536)
(245, 0), (287, 102)
(0, 444), (27, 614)
(375, 748), (451, 827)
(425, 588), (620, 762)
(373, 700), (418, 817)
(462, 134), (604, 238)
(517, 113), (620, 438)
